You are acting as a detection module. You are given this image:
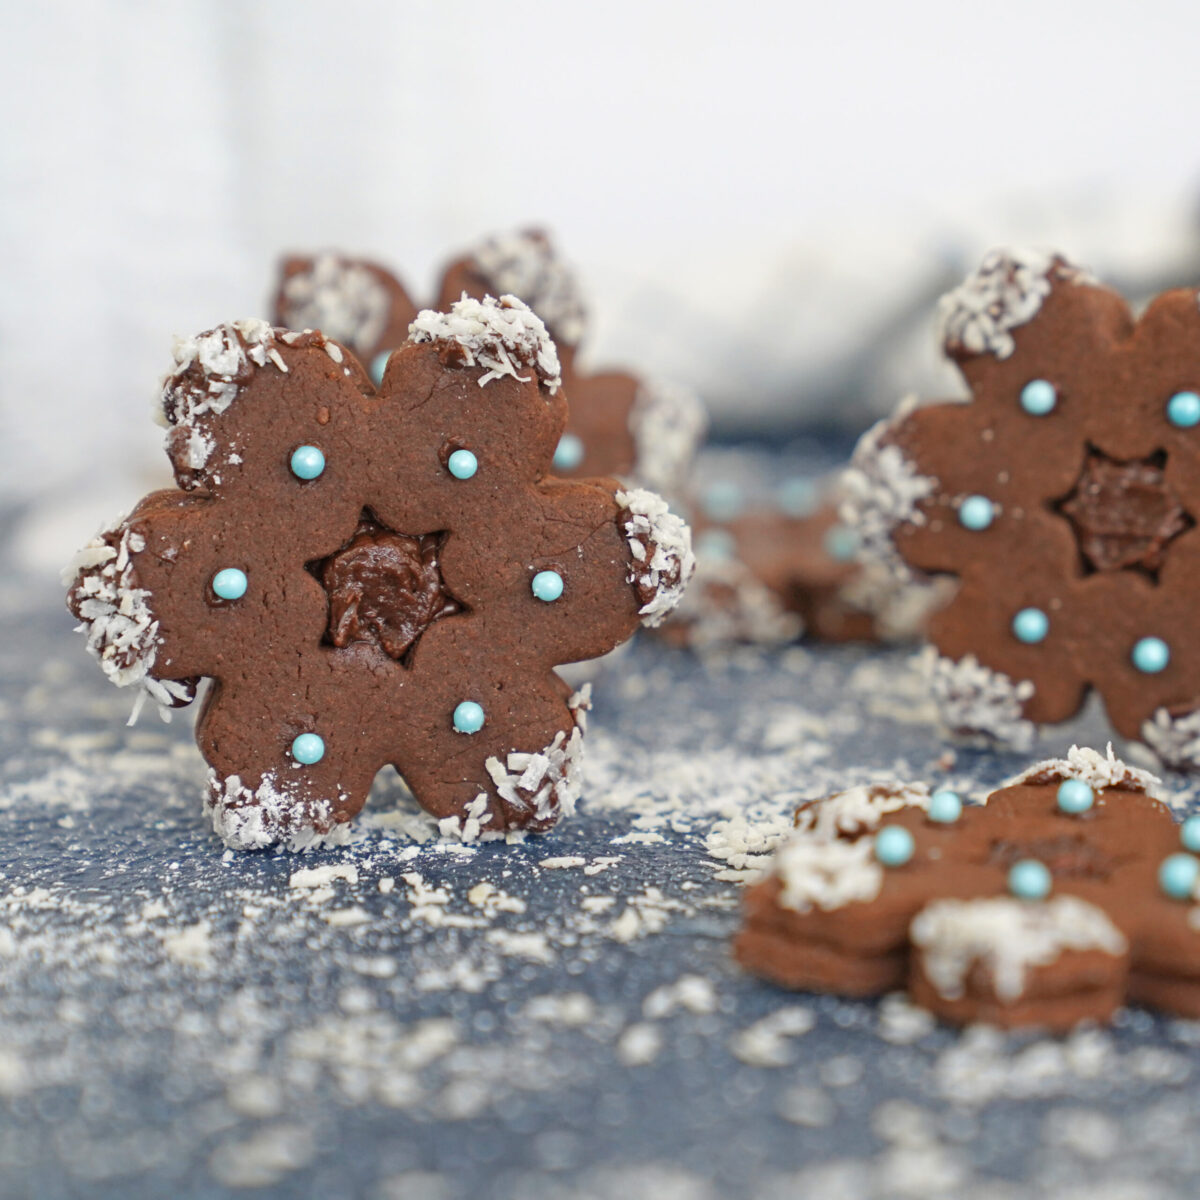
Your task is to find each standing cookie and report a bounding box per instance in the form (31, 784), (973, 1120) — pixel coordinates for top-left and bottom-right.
(735, 745), (1200, 1030)
(435, 229), (707, 497)
(849, 248), (1200, 765)
(66, 297), (693, 850)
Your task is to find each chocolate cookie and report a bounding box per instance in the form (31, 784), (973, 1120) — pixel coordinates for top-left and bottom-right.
(435, 229), (707, 497)
(847, 248), (1200, 765)
(66, 298), (693, 851)
(272, 252), (419, 384)
(735, 745), (1200, 1030)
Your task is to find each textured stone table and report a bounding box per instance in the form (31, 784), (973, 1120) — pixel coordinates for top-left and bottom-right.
(4, 554), (1200, 1199)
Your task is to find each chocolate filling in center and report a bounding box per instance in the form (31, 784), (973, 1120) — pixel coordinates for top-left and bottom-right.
(310, 512), (460, 662)
(1055, 447), (1192, 578)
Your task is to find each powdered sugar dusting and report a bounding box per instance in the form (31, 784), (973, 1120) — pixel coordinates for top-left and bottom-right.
(936, 247), (1094, 360)
(922, 648), (1036, 750)
(629, 377), (708, 497)
(409, 294), (562, 394)
(911, 895), (1126, 1003)
(468, 231), (587, 348)
(1009, 743), (1165, 800)
(279, 253), (390, 352)
(616, 488), (695, 627)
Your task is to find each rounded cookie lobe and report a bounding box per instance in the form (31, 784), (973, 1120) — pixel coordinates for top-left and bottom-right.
(67, 295), (694, 848)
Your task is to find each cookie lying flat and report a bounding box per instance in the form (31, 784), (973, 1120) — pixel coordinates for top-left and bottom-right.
(66, 297), (693, 851)
(435, 229), (707, 498)
(735, 745), (1200, 1030)
(848, 248), (1200, 764)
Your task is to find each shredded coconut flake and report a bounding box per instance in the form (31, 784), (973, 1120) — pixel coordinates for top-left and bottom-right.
(409, 294), (562, 393)
(773, 836), (883, 913)
(936, 247), (1094, 360)
(484, 705), (587, 825)
(205, 771), (353, 853)
(911, 895), (1126, 1003)
(671, 553), (802, 650)
(616, 488), (695, 627)
(1008, 743), (1165, 800)
(468, 231), (587, 347)
(922, 648), (1036, 750)
(279, 253), (390, 351)
(628, 377), (708, 497)
(793, 781), (931, 840)
(1141, 707), (1200, 772)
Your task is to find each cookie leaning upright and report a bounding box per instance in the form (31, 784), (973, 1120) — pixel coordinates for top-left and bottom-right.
(849, 248), (1200, 764)
(65, 297), (694, 851)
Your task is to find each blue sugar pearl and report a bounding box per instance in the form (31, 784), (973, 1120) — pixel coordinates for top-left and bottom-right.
(370, 351), (392, 386)
(1020, 379), (1058, 416)
(874, 825), (915, 867)
(823, 524), (860, 562)
(290, 445), (325, 480)
(958, 495), (995, 531)
(777, 477), (818, 517)
(212, 568), (248, 601)
(1182, 815), (1200, 854)
(928, 789), (963, 824)
(553, 433), (584, 471)
(696, 529), (736, 560)
(291, 733), (324, 765)
(453, 700), (485, 735)
(1167, 391), (1200, 429)
(447, 449), (478, 480)
(531, 570), (564, 602)
(1012, 606), (1049, 645)
(1008, 858), (1052, 901)
(1132, 636), (1170, 674)
(703, 481), (744, 522)
(1159, 853), (1200, 901)
(1057, 778), (1095, 815)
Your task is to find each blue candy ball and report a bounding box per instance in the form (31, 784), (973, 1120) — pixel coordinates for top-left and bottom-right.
(370, 351), (392, 386)
(212, 568), (248, 601)
(928, 789), (963, 824)
(1159, 853), (1200, 901)
(823, 524), (860, 562)
(958, 495), (995, 531)
(1056, 778), (1094, 815)
(447, 449), (478, 480)
(453, 700), (485, 735)
(696, 529), (736, 560)
(1182, 815), (1200, 854)
(874, 825), (915, 867)
(1012, 607), (1049, 645)
(1167, 391), (1200, 429)
(777, 477), (817, 517)
(291, 733), (325, 765)
(1008, 859), (1052, 901)
(1020, 379), (1057, 415)
(531, 570), (564, 602)
(703, 481), (744, 522)
(553, 433), (585, 471)
(290, 445), (325, 480)
(1132, 636), (1170, 674)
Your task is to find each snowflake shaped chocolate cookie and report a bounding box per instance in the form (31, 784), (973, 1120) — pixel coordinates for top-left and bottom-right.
(67, 297), (693, 851)
(435, 229), (707, 497)
(736, 746), (1200, 1030)
(851, 248), (1200, 764)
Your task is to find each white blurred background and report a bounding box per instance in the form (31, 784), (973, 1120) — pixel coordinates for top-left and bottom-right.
(3, 1), (1200, 572)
